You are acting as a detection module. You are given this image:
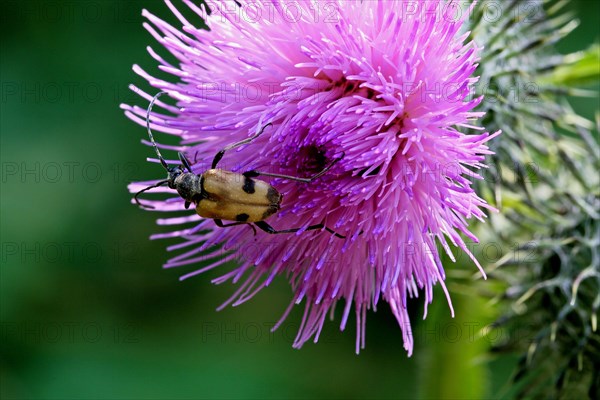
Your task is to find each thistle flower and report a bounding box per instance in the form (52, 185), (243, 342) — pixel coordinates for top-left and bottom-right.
(123, 0), (499, 355)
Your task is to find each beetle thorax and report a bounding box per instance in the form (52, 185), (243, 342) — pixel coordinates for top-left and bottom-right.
(172, 173), (203, 203)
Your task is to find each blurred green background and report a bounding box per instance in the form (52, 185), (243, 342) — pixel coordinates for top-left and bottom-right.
(1, 1), (598, 399)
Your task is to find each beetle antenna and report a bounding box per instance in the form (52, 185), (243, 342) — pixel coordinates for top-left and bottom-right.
(146, 91), (170, 170)
(134, 179), (170, 209)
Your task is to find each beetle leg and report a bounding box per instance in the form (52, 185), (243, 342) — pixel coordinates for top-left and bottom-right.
(244, 152), (344, 183)
(211, 123), (273, 169)
(178, 152), (193, 173)
(254, 221), (346, 239)
(213, 219), (257, 236)
(213, 219), (246, 228)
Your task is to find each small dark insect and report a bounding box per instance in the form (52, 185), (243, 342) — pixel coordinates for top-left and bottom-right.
(135, 91), (346, 238)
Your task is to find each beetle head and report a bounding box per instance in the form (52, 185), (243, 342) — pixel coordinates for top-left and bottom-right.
(166, 165), (184, 189)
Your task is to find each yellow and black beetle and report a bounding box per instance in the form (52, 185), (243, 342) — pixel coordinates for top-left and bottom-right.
(135, 92), (345, 238)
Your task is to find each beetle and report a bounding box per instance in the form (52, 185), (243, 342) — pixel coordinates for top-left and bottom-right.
(135, 91), (346, 238)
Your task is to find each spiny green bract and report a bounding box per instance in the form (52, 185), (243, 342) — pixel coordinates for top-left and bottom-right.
(465, 0), (599, 397)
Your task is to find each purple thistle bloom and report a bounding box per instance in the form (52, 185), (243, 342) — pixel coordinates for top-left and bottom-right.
(123, 0), (499, 355)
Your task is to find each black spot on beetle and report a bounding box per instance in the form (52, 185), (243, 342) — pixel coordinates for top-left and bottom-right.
(243, 176), (256, 194)
(236, 213), (250, 222)
(267, 187), (281, 204)
(262, 205), (279, 220)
